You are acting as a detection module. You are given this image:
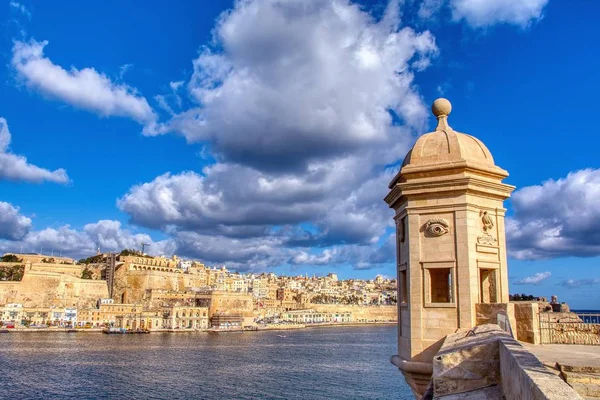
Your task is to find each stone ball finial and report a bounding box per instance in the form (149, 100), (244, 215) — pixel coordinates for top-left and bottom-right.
(432, 98), (452, 118)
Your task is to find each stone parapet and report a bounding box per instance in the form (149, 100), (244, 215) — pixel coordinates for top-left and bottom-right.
(428, 324), (581, 399)
(514, 302), (541, 344)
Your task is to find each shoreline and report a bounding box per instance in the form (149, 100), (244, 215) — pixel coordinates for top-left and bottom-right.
(1, 321), (397, 334)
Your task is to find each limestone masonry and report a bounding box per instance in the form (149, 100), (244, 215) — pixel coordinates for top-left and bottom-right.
(0, 252), (396, 331)
(386, 98), (583, 399)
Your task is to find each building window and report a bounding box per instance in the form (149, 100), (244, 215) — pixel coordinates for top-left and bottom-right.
(399, 217), (406, 243)
(423, 262), (455, 307)
(479, 268), (497, 304)
(399, 266), (408, 305)
(429, 268), (452, 303)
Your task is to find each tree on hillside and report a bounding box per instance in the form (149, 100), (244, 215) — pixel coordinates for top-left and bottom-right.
(78, 254), (105, 265)
(509, 294), (537, 301)
(1, 254), (22, 263)
(81, 267), (94, 280)
(0, 265), (25, 281)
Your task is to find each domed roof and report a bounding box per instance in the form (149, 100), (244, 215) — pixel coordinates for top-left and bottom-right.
(401, 98), (495, 169)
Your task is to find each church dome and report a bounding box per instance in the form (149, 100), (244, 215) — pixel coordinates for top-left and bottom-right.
(401, 98), (495, 169)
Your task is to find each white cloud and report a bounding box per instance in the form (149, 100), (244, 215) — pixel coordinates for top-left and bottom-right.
(451, 0), (549, 28)
(507, 169), (600, 260)
(418, 0), (445, 20)
(0, 219), (173, 260)
(9, 1), (31, 19)
(0, 202), (32, 240)
(514, 271), (551, 285)
(116, 0), (441, 271)
(0, 117), (69, 184)
(118, 63), (133, 80)
(11, 40), (157, 131)
(151, 0), (436, 172)
(559, 278), (600, 289)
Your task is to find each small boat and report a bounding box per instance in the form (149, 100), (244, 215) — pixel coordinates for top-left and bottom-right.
(65, 329), (78, 333)
(0, 329), (9, 334)
(103, 327), (127, 334)
(276, 334), (287, 338)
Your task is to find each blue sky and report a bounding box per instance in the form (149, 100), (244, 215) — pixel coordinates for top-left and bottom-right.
(0, 0), (599, 308)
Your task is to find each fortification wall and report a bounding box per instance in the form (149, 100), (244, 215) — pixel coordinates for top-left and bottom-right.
(514, 302), (541, 344)
(28, 263), (83, 278)
(0, 271), (108, 308)
(119, 270), (208, 303)
(309, 304), (397, 322)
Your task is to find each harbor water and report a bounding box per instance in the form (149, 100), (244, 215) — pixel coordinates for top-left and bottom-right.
(0, 324), (413, 399)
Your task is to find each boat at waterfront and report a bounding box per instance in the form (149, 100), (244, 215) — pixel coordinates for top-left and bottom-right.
(102, 327), (149, 334)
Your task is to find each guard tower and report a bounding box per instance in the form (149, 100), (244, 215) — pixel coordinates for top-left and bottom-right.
(384, 98), (514, 397)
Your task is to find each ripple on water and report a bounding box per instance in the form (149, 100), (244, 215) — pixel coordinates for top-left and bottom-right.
(0, 325), (413, 400)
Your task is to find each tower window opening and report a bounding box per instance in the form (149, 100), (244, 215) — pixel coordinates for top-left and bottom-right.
(427, 268), (453, 304)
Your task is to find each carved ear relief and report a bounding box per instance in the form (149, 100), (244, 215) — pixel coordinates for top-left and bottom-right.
(424, 218), (450, 237)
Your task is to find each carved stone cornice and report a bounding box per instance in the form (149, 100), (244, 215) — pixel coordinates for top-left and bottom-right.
(385, 176), (515, 209)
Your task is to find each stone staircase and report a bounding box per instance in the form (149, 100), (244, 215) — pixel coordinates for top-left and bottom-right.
(557, 363), (600, 399)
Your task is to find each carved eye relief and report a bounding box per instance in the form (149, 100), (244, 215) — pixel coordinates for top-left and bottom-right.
(425, 218), (450, 237)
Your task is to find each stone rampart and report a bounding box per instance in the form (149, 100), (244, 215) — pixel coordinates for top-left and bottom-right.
(0, 271), (108, 308)
(28, 262), (84, 278)
(514, 302), (541, 344)
(546, 323), (600, 345)
(475, 302), (517, 335)
(429, 324), (581, 399)
(309, 304), (397, 322)
(499, 335), (581, 399)
(117, 269), (210, 303)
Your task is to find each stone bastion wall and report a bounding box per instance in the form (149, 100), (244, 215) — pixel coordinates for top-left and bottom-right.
(0, 270), (109, 308)
(309, 304), (397, 322)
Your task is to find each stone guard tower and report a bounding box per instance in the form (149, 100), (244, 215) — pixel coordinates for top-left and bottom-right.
(384, 98), (514, 397)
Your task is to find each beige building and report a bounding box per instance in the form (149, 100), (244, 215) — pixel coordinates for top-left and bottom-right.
(163, 306), (209, 330)
(282, 309), (352, 324)
(385, 98), (514, 397)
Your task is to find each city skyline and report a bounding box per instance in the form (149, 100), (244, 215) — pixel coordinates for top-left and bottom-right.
(1, 0), (599, 308)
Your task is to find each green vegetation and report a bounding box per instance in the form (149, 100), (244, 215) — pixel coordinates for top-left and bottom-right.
(509, 294), (537, 301)
(81, 267), (94, 280)
(119, 248), (152, 257)
(0, 265), (25, 281)
(78, 254), (105, 265)
(1, 254), (22, 263)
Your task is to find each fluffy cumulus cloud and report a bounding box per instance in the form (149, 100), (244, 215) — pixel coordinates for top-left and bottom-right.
(114, 0), (440, 271)
(0, 202), (32, 241)
(11, 40), (157, 132)
(0, 117), (69, 184)
(0, 219), (173, 260)
(507, 169), (600, 260)
(514, 271), (551, 285)
(151, 0), (437, 171)
(450, 0), (549, 27)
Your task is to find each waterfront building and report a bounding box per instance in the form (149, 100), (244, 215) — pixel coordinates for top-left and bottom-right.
(282, 309), (352, 324)
(210, 314), (244, 330)
(163, 306), (209, 330)
(1, 303), (23, 323)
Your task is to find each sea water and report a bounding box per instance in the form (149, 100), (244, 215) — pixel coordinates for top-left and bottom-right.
(0, 325), (413, 399)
